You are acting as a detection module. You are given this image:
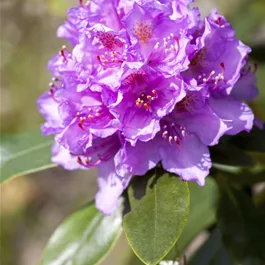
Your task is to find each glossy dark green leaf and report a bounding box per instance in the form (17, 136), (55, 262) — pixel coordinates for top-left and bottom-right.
(40, 201), (123, 265)
(123, 171), (190, 265)
(216, 168), (265, 185)
(218, 185), (265, 262)
(0, 129), (55, 183)
(230, 126), (265, 153)
(177, 178), (218, 250)
(210, 141), (255, 167)
(251, 45), (265, 63)
(162, 178), (218, 262)
(189, 230), (234, 265)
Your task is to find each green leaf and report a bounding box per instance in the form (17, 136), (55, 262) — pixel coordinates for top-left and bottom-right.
(230, 126), (265, 153)
(162, 178), (218, 262)
(189, 230), (234, 265)
(0, 129), (55, 183)
(216, 168), (265, 186)
(210, 140), (255, 167)
(40, 201), (123, 265)
(123, 171), (190, 265)
(218, 185), (265, 262)
(177, 178), (218, 250)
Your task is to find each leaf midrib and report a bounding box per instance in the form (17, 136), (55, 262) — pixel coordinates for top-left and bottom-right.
(72, 213), (103, 265)
(2, 140), (53, 162)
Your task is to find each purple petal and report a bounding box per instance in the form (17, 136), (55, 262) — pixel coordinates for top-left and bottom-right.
(231, 69), (258, 101)
(210, 97), (254, 135)
(160, 134), (211, 186)
(176, 106), (231, 146)
(37, 91), (64, 135)
(114, 138), (160, 177)
(51, 142), (86, 170)
(122, 107), (160, 145)
(56, 117), (93, 155)
(96, 159), (131, 215)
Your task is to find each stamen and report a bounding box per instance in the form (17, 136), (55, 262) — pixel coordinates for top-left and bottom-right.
(214, 17), (222, 26)
(79, 117), (86, 123)
(162, 131), (168, 139)
(78, 123), (84, 130)
(220, 62), (225, 75)
(161, 121), (186, 146)
(135, 90), (157, 112)
(132, 20), (153, 43)
(49, 88), (60, 103)
(122, 70), (148, 87)
(59, 45), (67, 61)
(203, 70), (215, 83)
(173, 36), (180, 55)
(96, 31), (123, 49)
(97, 51), (123, 67)
(77, 136), (120, 168)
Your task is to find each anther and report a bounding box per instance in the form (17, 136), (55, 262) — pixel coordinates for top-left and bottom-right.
(220, 62), (225, 75)
(78, 123), (84, 130)
(203, 71), (215, 83)
(77, 156), (83, 164)
(162, 131), (168, 139)
(215, 17), (222, 26)
(174, 37), (180, 55)
(59, 45), (67, 61)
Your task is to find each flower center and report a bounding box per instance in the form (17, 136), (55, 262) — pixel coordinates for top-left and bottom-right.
(135, 90), (157, 112)
(190, 48), (207, 67)
(76, 106), (109, 130)
(197, 62), (225, 89)
(122, 70), (148, 88)
(96, 31), (123, 50)
(161, 121), (186, 145)
(176, 91), (205, 113)
(97, 51), (123, 66)
(77, 136), (120, 168)
(132, 20), (153, 43)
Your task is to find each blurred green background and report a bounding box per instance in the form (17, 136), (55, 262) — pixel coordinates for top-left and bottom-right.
(1, 0), (265, 265)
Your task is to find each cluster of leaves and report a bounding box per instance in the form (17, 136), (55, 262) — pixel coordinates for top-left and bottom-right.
(1, 125), (265, 265)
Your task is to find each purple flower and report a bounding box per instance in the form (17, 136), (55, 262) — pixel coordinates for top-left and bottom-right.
(38, 0), (257, 215)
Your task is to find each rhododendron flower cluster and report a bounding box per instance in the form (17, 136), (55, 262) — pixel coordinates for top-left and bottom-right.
(38, 0), (257, 215)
